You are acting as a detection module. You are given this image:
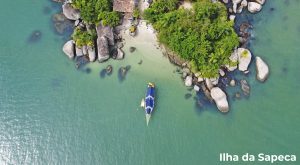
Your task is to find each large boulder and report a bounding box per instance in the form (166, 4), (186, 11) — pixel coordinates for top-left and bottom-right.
(82, 45), (88, 55)
(232, 0), (242, 13)
(75, 46), (84, 57)
(185, 76), (193, 87)
(205, 78), (214, 90)
(255, 0), (266, 5)
(248, 2), (262, 13)
(256, 57), (270, 82)
(237, 48), (252, 72)
(62, 3), (80, 20)
(97, 36), (110, 62)
(62, 40), (75, 59)
(96, 23), (115, 46)
(211, 87), (229, 113)
(87, 46), (96, 62)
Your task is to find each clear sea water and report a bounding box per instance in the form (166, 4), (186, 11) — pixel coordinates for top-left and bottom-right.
(0, 0), (299, 164)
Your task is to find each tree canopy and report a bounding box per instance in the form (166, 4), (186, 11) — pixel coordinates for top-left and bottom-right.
(144, 0), (239, 78)
(72, 0), (120, 27)
(72, 27), (96, 47)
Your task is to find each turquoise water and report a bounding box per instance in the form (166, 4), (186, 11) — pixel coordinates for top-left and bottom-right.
(0, 0), (299, 164)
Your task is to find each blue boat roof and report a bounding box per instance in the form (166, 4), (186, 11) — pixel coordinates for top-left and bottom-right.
(145, 86), (155, 114)
(146, 86), (155, 97)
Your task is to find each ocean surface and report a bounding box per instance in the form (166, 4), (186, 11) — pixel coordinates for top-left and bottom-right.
(0, 0), (299, 164)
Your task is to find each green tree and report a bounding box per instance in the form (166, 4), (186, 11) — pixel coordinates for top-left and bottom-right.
(144, 0), (239, 78)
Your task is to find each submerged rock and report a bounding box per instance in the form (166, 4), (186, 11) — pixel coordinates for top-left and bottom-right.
(235, 92), (241, 99)
(106, 65), (113, 75)
(138, 60), (143, 65)
(211, 87), (229, 113)
(118, 65), (131, 81)
(75, 56), (89, 69)
(62, 40), (75, 59)
(129, 47), (136, 53)
(256, 57), (270, 82)
(52, 13), (73, 34)
(185, 93), (192, 99)
(28, 30), (42, 43)
(62, 3), (80, 20)
(240, 79), (250, 96)
(100, 69), (107, 78)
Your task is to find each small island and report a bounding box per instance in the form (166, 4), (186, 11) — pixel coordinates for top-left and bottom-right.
(54, 0), (270, 113)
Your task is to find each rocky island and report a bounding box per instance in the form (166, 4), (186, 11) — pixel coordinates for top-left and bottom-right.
(54, 0), (270, 113)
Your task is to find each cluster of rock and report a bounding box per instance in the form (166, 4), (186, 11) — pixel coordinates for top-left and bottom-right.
(221, 0), (266, 21)
(58, 1), (125, 65)
(176, 0), (270, 113)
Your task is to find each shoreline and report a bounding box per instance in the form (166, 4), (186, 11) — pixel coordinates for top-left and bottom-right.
(54, 0), (270, 113)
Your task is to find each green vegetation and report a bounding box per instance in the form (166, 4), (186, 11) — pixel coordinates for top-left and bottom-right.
(72, 27), (96, 47)
(133, 8), (140, 19)
(72, 0), (120, 27)
(144, 0), (239, 78)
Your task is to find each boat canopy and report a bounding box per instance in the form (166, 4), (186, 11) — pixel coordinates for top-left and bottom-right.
(145, 86), (155, 114)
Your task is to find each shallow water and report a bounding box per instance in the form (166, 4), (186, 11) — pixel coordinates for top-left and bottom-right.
(0, 0), (299, 164)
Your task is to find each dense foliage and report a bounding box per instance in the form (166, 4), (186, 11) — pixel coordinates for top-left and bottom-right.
(144, 0), (239, 78)
(72, 0), (120, 27)
(72, 27), (96, 47)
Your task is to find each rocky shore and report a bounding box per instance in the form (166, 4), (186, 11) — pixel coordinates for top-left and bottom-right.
(53, 0), (127, 69)
(54, 0), (270, 113)
(161, 0), (270, 113)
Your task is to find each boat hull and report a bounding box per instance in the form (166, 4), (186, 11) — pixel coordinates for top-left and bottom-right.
(144, 83), (155, 125)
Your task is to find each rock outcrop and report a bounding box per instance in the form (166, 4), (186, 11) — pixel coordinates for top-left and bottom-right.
(116, 48), (125, 60)
(96, 23), (115, 46)
(237, 48), (252, 72)
(62, 3), (80, 20)
(255, 0), (266, 5)
(256, 57), (270, 82)
(185, 76), (193, 87)
(248, 2), (262, 13)
(62, 40), (75, 59)
(211, 87), (229, 113)
(87, 46), (96, 62)
(75, 46), (84, 57)
(97, 36), (110, 62)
